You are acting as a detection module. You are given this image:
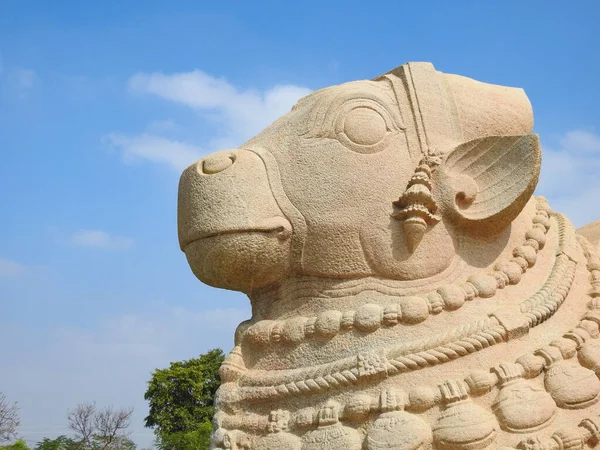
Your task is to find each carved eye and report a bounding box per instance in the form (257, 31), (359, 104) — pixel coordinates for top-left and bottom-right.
(343, 107), (388, 146)
(333, 101), (399, 154)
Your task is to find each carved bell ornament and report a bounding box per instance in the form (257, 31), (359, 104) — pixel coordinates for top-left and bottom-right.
(578, 339), (600, 373)
(392, 157), (441, 253)
(536, 347), (600, 409)
(301, 401), (362, 450)
(433, 380), (498, 450)
(491, 363), (556, 433)
(254, 410), (301, 450)
(366, 389), (432, 450)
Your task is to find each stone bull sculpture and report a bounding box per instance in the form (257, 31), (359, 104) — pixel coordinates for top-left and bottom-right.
(177, 62), (600, 449)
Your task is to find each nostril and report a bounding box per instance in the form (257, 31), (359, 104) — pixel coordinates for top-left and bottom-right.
(201, 153), (236, 174)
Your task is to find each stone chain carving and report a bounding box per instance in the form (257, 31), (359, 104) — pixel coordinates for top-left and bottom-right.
(241, 197), (552, 348)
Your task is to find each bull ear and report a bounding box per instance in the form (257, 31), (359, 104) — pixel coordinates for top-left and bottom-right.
(436, 134), (541, 235)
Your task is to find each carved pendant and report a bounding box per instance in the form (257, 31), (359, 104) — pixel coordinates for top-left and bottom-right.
(578, 339), (600, 373)
(255, 410), (302, 450)
(537, 347), (600, 409)
(433, 381), (497, 450)
(255, 431), (302, 450)
(491, 363), (556, 433)
(301, 402), (362, 450)
(366, 410), (432, 450)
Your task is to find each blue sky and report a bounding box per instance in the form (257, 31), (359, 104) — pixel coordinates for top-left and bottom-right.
(1, 1), (599, 448)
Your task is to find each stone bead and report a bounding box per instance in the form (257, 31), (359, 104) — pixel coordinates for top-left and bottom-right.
(526, 227), (547, 248)
(532, 213), (551, 230)
(513, 245), (537, 267)
(437, 284), (466, 311)
(234, 320), (253, 346)
(407, 386), (439, 412)
(494, 261), (523, 285)
(314, 310), (342, 338)
(579, 320), (600, 339)
(578, 339), (600, 373)
(246, 320), (275, 346)
(344, 394), (373, 421)
(511, 256), (529, 272)
(524, 238), (540, 251)
(550, 337), (578, 359)
(465, 370), (498, 395)
(281, 317), (308, 344)
(515, 353), (545, 378)
(382, 304), (400, 325)
(467, 274), (497, 298)
(399, 296), (430, 324)
(355, 303), (383, 332)
(536, 209), (550, 220)
(536, 198), (552, 214)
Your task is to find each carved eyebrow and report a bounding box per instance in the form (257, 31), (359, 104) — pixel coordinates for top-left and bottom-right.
(300, 83), (403, 139)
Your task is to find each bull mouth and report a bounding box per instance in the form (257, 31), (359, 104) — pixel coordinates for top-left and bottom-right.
(181, 217), (292, 250)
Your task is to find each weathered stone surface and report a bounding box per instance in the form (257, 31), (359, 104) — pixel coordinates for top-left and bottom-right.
(177, 62), (600, 449)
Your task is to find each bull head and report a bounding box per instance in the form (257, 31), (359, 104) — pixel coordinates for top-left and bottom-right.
(177, 62), (541, 294)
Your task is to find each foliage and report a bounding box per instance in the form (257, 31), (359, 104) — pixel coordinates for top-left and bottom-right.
(0, 440), (29, 450)
(34, 436), (77, 450)
(154, 421), (211, 450)
(144, 349), (224, 450)
(34, 435), (135, 450)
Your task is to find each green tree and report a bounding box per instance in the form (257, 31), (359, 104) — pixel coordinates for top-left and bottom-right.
(144, 349), (224, 450)
(34, 436), (77, 450)
(1, 439), (29, 450)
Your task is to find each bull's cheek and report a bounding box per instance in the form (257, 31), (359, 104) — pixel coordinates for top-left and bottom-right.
(184, 233), (292, 293)
(359, 219), (456, 280)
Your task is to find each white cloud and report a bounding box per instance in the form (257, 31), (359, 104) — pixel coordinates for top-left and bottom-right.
(0, 258), (25, 277)
(70, 229), (133, 250)
(560, 130), (600, 154)
(106, 133), (203, 171)
(109, 70), (311, 170)
(537, 129), (600, 228)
